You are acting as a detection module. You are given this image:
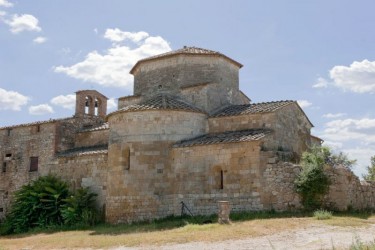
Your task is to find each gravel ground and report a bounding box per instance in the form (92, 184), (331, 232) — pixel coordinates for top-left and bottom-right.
(115, 223), (375, 250)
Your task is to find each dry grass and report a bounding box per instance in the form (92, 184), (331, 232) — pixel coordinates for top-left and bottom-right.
(0, 215), (374, 249)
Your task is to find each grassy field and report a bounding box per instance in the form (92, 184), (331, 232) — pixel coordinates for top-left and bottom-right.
(0, 212), (374, 249)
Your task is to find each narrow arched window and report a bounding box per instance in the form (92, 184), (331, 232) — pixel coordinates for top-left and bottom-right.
(122, 146), (130, 170)
(220, 170), (224, 190)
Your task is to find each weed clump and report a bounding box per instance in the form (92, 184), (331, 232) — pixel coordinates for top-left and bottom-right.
(313, 209), (332, 220)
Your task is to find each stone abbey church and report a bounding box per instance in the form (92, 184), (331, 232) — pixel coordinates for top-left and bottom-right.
(0, 47), (320, 223)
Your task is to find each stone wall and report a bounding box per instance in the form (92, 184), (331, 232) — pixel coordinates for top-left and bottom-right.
(131, 55), (243, 113)
(74, 129), (109, 148)
(208, 103), (313, 156)
(259, 158), (375, 212)
(106, 110), (207, 223)
(0, 122), (57, 219)
(270, 104), (312, 155)
(47, 152), (108, 211)
(262, 159), (302, 211)
(170, 141), (267, 216)
(55, 116), (104, 152)
(0, 116), (107, 220)
(324, 166), (375, 211)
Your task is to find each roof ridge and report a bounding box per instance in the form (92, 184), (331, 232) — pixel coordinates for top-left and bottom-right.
(173, 129), (271, 148)
(107, 94), (205, 117)
(210, 100), (295, 118)
(130, 46), (243, 74)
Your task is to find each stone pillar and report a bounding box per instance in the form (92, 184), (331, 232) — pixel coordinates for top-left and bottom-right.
(218, 201), (230, 224)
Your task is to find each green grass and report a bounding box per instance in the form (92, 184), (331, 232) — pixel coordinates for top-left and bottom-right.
(229, 210), (310, 222)
(0, 210), (373, 237)
(313, 209), (333, 220)
(0, 211), (374, 249)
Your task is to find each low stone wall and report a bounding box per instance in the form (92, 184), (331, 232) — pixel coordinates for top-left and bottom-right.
(262, 160), (302, 211)
(262, 158), (375, 212)
(324, 166), (375, 211)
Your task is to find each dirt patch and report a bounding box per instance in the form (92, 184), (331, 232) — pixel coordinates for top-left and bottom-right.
(118, 223), (375, 250)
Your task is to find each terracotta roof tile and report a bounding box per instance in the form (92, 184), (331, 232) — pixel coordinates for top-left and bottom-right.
(57, 144), (108, 157)
(173, 129), (271, 148)
(80, 123), (109, 132)
(211, 101), (295, 117)
(108, 94), (204, 116)
(130, 46), (243, 74)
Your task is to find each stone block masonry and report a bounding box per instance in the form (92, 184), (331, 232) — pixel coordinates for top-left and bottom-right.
(1, 46), (374, 223)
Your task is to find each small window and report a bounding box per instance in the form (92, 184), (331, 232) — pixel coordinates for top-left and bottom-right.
(2, 162), (6, 173)
(0, 208), (3, 212)
(5, 154), (12, 161)
(7, 129), (11, 136)
(36, 125), (40, 133)
(30, 157), (39, 172)
(122, 147), (130, 170)
(220, 170), (224, 190)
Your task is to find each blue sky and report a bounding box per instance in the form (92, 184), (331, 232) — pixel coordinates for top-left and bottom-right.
(0, 0), (374, 177)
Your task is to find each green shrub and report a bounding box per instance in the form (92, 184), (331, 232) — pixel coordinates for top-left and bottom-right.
(363, 156), (375, 181)
(61, 187), (98, 226)
(313, 209), (332, 220)
(295, 146), (331, 210)
(3, 175), (70, 234)
(0, 176), (100, 235)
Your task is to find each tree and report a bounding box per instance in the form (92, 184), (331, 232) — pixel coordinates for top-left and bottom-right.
(295, 146), (357, 210)
(363, 156), (375, 181)
(295, 146), (331, 210)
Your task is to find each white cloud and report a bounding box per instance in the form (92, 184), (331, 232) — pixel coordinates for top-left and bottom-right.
(314, 60), (375, 94)
(320, 118), (375, 144)
(297, 100), (312, 108)
(322, 141), (343, 151)
(104, 29), (149, 43)
(28, 104), (54, 115)
(323, 113), (346, 119)
(319, 117), (375, 178)
(344, 147), (375, 178)
(0, 88), (29, 111)
(0, 10), (6, 16)
(50, 94), (76, 109)
(33, 36), (47, 44)
(54, 29), (171, 89)
(0, 0), (13, 7)
(107, 98), (117, 111)
(312, 77), (330, 88)
(6, 14), (41, 33)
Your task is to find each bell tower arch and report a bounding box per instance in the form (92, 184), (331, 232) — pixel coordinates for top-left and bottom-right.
(75, 90), (108, 118)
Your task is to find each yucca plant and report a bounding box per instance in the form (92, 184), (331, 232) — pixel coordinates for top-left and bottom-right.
(3, 175), (70, 234)
(61, 187), (98, 226)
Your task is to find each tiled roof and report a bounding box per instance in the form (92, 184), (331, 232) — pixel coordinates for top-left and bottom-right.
(211, 101), (295, 117)
(130, 46), (243, 74)
(108, 94), (204, 116)
(173, 129), (271, 148)
(80, 123), (109, 132)
(57, 144), (108, 157)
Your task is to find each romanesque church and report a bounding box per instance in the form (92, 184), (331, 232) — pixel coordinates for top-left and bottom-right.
(0, 47), (320, 223)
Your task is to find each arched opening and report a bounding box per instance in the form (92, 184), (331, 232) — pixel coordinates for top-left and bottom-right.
(220, 170), (224, 190)
(122, 146), (130, 170)
(85, 96), (93, 114)
(94, 97), (101, 116)
(212, 166), (224, 190)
